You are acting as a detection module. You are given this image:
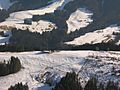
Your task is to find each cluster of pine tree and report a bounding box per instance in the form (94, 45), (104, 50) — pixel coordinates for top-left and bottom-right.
(53, 72), (120, 90)
(0, 9), (9, 22)
(0, 28), (65, 52)
(8, 82), (28, 90)
(53, 72), (82, 90)
(0, 56), (21, 76)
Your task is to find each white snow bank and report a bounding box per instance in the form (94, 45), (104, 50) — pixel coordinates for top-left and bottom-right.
(66, 25), (120, 45)
(67, 8), (93, 33)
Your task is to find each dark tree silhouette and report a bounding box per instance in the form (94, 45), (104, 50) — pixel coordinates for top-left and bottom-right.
(8, 82), (28, 90)
(53, 72), (82, 90)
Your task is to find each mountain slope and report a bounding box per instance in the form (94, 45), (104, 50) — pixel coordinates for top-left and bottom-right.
(0, 0), (120, 50)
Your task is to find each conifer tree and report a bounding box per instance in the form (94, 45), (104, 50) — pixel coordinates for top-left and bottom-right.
(84, 77), (98, 90)
(53, 72), (82, 90)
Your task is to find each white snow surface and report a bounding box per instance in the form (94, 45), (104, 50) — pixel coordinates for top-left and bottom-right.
(0, 0), (13, 10)
(0, 51), (119, 90)
(0, 0), (66, 33)
(66, 25), (120, 45)
(0, 0), (77, 33)
(0, 20), (56, 33)
(67, 8), (93, 33)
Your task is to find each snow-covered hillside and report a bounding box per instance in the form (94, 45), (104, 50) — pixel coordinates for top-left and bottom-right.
(66, 25), (120, 45)
(67, 8), (93, 33)
(0, 0), (62, 33)
(0, 51), (119, 90)
(0, 0), (72, 33)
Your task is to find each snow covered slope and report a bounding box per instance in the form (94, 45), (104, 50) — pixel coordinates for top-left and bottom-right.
(67, 8), (93, 33)
(0, 0), (75, 33)
(0, 51), (119, 90)
(0, 20), (56, 33)
(66, 25), (120, 45)
(0, 0), (64, 33)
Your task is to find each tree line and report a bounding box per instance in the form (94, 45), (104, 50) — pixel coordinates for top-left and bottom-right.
(64, 42), (120, 51)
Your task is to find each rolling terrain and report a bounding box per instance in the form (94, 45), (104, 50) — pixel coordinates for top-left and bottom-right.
(0, 0), (120, 90)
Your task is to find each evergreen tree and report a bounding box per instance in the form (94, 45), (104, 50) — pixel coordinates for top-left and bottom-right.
(84, 77), (98, 90)
(105, 81), (119, 90)
(8, 82), (29, 90)
(97, 83), (104, 90)
(0, 56), (21, 76)
(53, 72), (82, 90)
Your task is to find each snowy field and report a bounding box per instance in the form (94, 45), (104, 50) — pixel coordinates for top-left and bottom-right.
(0, 20), (56, 33)
(0, 51), (119, 90)
(67, 8), (93, 33)
(66, 25), (120, 45)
